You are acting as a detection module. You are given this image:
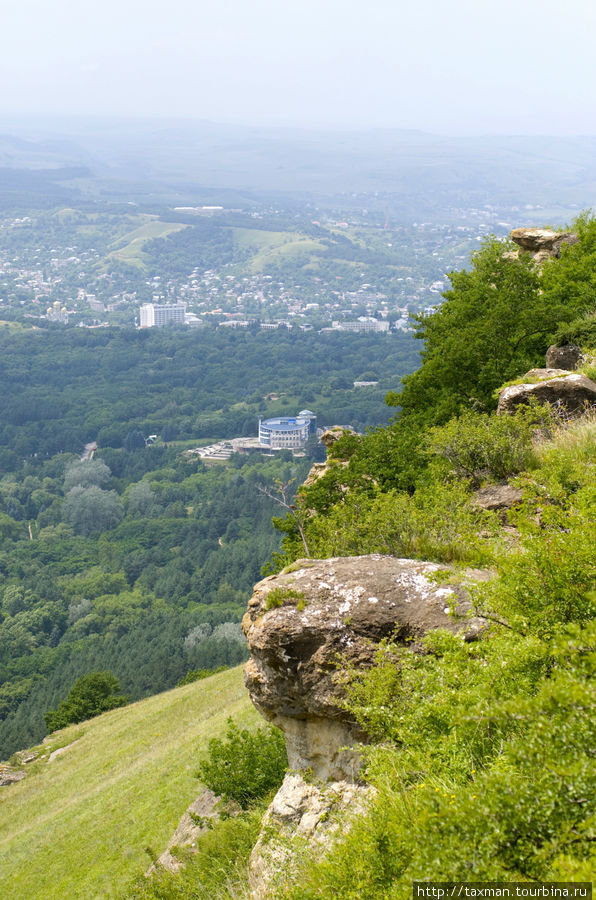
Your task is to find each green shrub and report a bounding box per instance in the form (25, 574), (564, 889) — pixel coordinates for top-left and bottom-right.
(197, 718), (287, 809)
(427, 408), (540, 485)
(304, 480), (497, 565)
(176, 667), (226, 687)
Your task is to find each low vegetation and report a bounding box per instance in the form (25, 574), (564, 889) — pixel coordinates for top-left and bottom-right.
(260, 219), (596, 895)
(0, 667), (258, 900)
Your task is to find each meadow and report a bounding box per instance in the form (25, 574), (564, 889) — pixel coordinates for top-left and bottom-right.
(0, 666), (255, 899)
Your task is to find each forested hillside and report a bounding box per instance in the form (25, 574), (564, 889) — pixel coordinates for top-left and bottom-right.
(0, 327), (418, 756)
(0, 327), (417, 464)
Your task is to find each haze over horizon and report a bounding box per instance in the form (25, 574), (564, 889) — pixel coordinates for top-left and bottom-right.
(3, 0), (596, 137)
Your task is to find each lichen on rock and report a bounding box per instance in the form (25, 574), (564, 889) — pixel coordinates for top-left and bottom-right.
(497, 368), (596, 417)
(243, 555), (485, 782)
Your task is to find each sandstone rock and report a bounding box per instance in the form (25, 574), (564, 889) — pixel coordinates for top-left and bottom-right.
(545, 344), (584, 371)
(0, 766), (25, 786)
(243, 555), (486, 781)
(302, 427), (356, 490)
(497, 369), (596, 417)
(472, 484), (523, 523)
(510, 227), (578, 259)
(319, 426), (356, 452)
(147, 789), (234, 875)
(249, 772), (372, 898)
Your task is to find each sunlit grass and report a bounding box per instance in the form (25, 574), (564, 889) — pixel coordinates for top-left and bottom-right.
(0, 666), (256, 900)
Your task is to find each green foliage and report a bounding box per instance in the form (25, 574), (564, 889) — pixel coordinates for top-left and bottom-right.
(127, 806), (264, 900)
(386, 222), (596, 432)
(540, 211), (596, 324)
(278, 418), (596, 897)
(176, 667), (226, 687)
(44, 670), (128, 731)
(555, 311), (596, 348)
(264, 587), (305, 610)
(427, 406), (541, 485)
(124, 430), (147, 452)
(63, 459), (111, 491)
(62, 485), (124, 536)
(197, 718), (287, 809)
(301, 481), (497, 566)
(388, 237), (545, 422)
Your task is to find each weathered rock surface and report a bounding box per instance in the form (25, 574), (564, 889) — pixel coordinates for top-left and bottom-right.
(243, 555), (486, 781)
(545, 344), (584, 371)
(249, 773), (372, 899)
(497, 369), (596, 416)
(0, 765), (25, 786)
(320, 426), (357, 452)
(302, 426), (356, 490)
(147, 789), (234, 875)
(510, 227), (578, 263)
(473, 483), (523, 515)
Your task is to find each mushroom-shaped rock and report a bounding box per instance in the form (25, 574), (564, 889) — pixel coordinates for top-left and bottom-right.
(319, 425), (357, 452)
(242, 555), (485, 781)
(497, 369), (596, 417)
(510, 228), (578, 259)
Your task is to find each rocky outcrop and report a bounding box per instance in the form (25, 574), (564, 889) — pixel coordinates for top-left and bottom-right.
(545, 344), (584, 371)
(249, 773), (372, 898)
(497, 368), (596, 417)
(302, 426), (357, 489)
(473, 483), (523, 515)
(510, 227), (578, 263)
(0, 765), (25, 787)
(147, 789), (236, 875)
(472, 484), (523, 531)
(243, 555), (485, 782)
(244, 555), (487, 896)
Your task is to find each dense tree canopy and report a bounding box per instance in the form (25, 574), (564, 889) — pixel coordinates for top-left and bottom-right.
(388, 232), (593, 426)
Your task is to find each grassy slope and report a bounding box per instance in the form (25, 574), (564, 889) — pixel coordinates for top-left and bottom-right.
(0, 666), (257, 900)
(108, 218), (188, 267)
(230, 226), (327, 273)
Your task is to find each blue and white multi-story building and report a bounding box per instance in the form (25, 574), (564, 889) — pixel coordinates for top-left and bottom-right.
(258, 410), (316, 450)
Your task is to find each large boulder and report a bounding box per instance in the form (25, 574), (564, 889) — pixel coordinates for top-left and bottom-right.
(497, 368), (596, 417)
(243, 555), (486, 781)
(510, 227), (578, 263)
(545, 344), (584, 371)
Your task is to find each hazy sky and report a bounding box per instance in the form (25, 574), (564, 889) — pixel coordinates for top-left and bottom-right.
(3, 0), (596, 134)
